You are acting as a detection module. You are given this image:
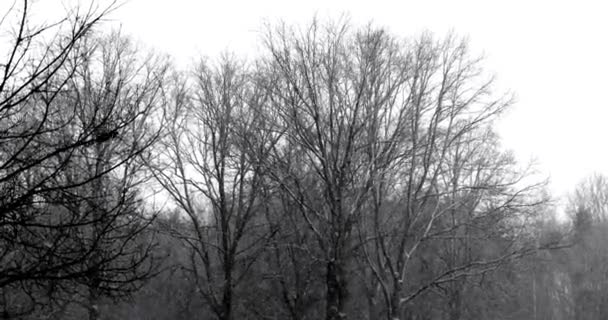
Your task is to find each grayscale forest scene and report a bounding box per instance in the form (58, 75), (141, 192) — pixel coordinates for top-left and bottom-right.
(0, 1), (606, 319)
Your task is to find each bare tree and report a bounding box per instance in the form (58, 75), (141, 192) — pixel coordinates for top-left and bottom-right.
(0, 2), (170, 317)
(51, 31), (168, 319)
(260, 19), (547, 320)
(352, 33), (547, 320)
(150, 56), (278, 320)
(261, 19), (416, 320)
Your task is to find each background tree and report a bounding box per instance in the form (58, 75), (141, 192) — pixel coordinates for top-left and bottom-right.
(565, 174), (608, 320)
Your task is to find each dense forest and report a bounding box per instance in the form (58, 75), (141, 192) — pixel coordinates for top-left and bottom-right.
(0, 1), (606, 319)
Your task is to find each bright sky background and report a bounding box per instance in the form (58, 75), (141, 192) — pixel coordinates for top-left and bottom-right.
(34, 0), (608, 201)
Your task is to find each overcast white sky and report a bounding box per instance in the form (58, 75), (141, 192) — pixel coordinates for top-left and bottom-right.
(38, 0), (608, 200)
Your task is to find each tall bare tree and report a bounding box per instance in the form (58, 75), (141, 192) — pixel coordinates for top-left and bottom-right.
(260, 20), (414, 320)
(260, 19), (547, 320)
(150, 56), (279, 320)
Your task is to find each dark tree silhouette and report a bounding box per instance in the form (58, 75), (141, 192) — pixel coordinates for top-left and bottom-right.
(0, 2), (168, 317)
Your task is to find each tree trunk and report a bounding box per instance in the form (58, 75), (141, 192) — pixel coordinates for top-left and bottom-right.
(220, 285), (233, 320)
(325, 260), (347, 320)
(88, 286), (99, 320)
(220, 256), (233, 320)
(388, 283), (402, 320)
